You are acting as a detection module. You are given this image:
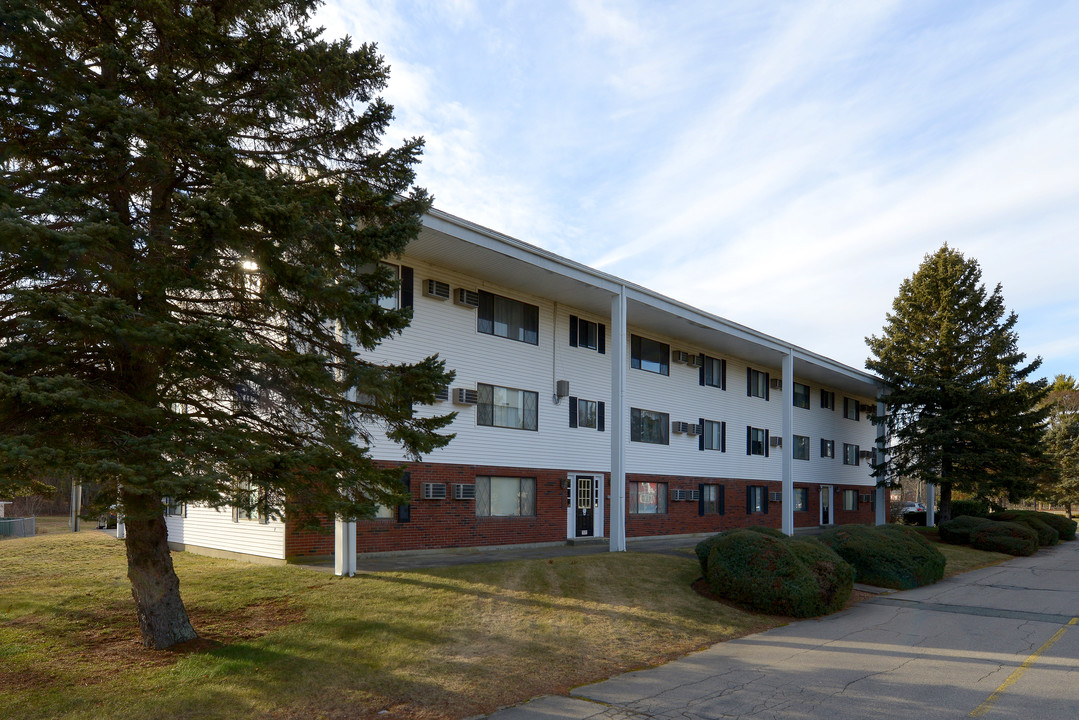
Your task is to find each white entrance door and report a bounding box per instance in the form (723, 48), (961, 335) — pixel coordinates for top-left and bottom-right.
(820, 485), (833, 526)
(567, 473), (605, 538)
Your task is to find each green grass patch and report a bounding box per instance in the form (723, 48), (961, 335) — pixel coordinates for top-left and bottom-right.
(0, 532), (778, 719)
(935, 542), (1011, 577)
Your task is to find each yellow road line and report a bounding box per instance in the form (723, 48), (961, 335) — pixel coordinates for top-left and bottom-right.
(969, 617), (1078, 717)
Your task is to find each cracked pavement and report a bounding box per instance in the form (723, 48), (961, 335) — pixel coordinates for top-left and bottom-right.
(487, 538), (1079, 719)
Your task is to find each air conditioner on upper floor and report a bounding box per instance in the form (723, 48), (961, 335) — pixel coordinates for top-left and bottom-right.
(859, 403), (874, 413)
(686, 423), (702, 436)
(424, 279), (451, 300)
(453, 388), (478, 405)
(454, 288), (480, 308)
(433, 387), (450, 401)
(770, 378), (783, 390)
(859, 450), (874, 461)
(672, 421), (690, 434)
(672, 350), (691, 364)
(769, 435), (782, 447)
(687, 354), (703, 368)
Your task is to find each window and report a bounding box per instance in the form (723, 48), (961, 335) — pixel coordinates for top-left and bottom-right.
(477, 383), (538, 431)
(700, 484), (723, 514)
(377, 263), (400, 310)
(568, 397), (605, 431)
(569, 315), (604, 353)
(793, 487), (809, 511)
(631, 408), (669, 444)
(747, 368), (769, 399)
(478, 291), (539, 345)
(630, 335), (669, 375)
(701, 355), (726, 389)
(629, 481), (667, 514)
(373, 504), (395, 519)
(476, 476), (536, 517)
(843, 397), (860, 420)
(820, 389), (836, 410)
(747, 485), (768, 514)
(163, 497), (184, 517)
(747, 426), (767, 456)
(821, 439), (835, 459)
(702, 419), (726, 451)
(793, 435), (810, 460)
(843, 443), (860, 466)
(842, 489), (858, 511)
(793, 382), (810, 409)
(233, 481), (266, 523)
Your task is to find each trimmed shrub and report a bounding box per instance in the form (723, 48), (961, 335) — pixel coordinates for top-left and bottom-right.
(988, 512), (1059, 546)
(818, 524), (945, 589)
(704, 530), (851, 617)
(950, 498), (992, 518)
(901, 511), (927, 526)
(789, 538), (853, 614)
(1029, 511), (1077, 541)
(971, 521), (1038, 556)
(938, 515), (997, 545)
(694, 526), (785, 575)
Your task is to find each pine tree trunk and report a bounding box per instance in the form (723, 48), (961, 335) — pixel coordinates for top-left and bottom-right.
(123, 494), (198, 649)
(938, 483), (952, 524)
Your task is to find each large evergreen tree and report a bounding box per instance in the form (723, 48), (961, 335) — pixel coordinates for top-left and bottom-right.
(1036, 375), (1079, 517)
(0, 0), (454, 649)
(866, 246), (1048, 522)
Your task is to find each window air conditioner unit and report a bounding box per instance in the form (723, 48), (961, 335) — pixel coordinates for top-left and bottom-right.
(453, 484), (476, 500)
(687, 423), (702, 436)
(860, 494), (873, 503)
(859, 450), (874, 460)
(770, 378), (783, 390)
(672, 350), (690, 364)
(769, 435), (782, 448)
(424, 279), (451, 300)
(453, 388), (478, 405)
(672, 421), (690, 434)
(688, 354), (703, 367)
(769, 491), (783, 502)
(859, 403), (874, 413)
(686, 489), (700, 501)
(422, 483), (447, 500)
(671, 489), (688, 501)
(454, 288), (480, 308)
(434, 387), (449, 401)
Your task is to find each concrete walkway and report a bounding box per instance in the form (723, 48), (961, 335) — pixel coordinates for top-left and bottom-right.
(488, 540), (1079, 719)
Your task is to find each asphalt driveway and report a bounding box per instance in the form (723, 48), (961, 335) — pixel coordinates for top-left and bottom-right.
(489, 538), (1079, 719)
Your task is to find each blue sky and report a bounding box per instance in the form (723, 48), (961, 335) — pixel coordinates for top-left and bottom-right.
(317, 0), (1079, 382)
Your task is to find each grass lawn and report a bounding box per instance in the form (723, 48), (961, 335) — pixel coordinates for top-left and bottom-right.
(0, 532), (780, 720)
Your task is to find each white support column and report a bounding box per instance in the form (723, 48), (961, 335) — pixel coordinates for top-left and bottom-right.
(609, 286), (627, 552)
(116, 516), (126, 539)
(70, 482), (81, 532)
(781, 349), (794, 536)
(925, 483), (936, 527)
(875, 398), (887, 525)
(334, 519), (356, 576)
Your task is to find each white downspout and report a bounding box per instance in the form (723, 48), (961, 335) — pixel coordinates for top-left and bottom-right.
(875, 397), (887, 525)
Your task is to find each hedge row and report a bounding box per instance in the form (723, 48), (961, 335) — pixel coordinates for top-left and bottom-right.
(937, 510), (1075, 556)
(817, 524), (945, 589)
(696, 528), (852, 618)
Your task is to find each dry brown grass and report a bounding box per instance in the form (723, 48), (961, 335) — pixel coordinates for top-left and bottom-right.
(0, 532), (778, 720)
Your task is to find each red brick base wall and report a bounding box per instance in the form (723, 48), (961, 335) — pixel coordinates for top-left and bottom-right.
(284, 462), (878, 558)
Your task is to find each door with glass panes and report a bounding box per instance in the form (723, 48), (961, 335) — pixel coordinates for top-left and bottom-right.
(568, 474), (603, 538)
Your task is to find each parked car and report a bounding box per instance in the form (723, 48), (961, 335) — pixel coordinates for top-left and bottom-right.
(897, 501), (926, 514)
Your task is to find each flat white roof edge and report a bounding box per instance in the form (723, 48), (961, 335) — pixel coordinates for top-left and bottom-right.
(423, 208), (883, 391)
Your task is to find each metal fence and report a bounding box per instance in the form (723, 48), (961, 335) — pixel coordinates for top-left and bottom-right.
(0, 517), (36, 539)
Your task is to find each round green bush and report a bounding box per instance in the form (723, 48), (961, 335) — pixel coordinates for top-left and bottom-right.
(818, 524), (945, 589)
(939, 515), (998, 545)
(1028, 511), (1077, 541)
(988, 512), (1059, 546)
(789, 538), (853, 613)
(971, 521), (1038, 556)
(704, 530), (851, 617)
(694, 526), (786, 575)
